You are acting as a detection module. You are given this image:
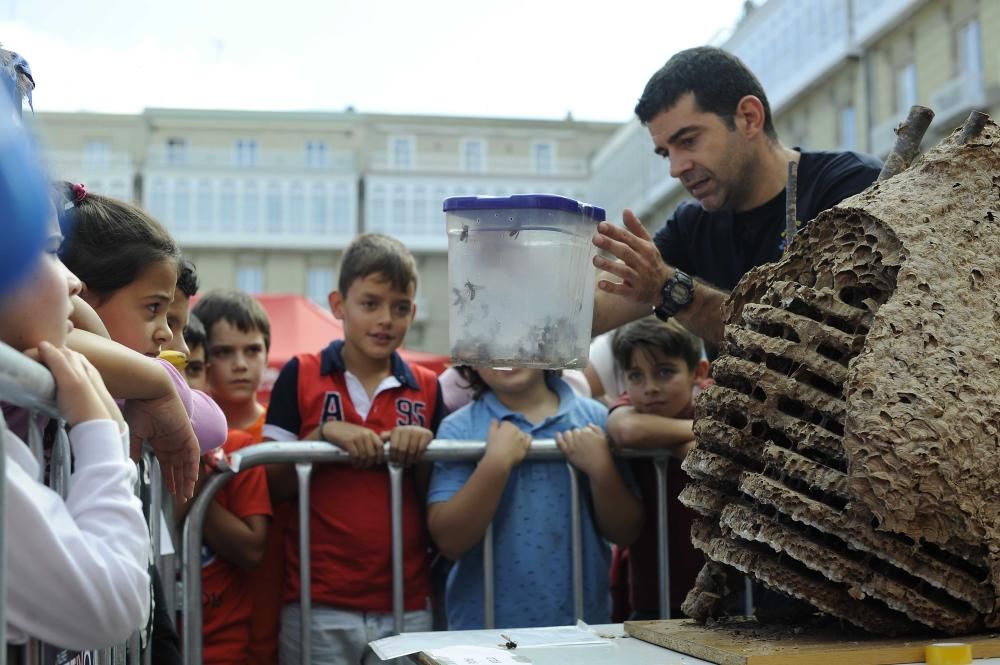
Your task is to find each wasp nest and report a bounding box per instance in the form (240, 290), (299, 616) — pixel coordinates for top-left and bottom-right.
(681, 114), (1000, 635)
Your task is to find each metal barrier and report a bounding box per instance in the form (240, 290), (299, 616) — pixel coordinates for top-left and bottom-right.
(181, 441), (674, 665)
(0, 342), (150, 665)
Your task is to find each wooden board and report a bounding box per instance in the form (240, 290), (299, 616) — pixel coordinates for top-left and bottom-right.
(625, 618), (1000, 665)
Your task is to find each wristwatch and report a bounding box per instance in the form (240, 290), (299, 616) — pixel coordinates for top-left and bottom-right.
(653, 270), (695, 321)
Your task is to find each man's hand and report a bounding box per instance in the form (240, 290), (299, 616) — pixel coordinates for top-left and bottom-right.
(123, 392), (200, 500)
(483, 419), (531, 471)
(383, 425), (433, 467)
(321, 421), (384, 468)
(592, 209), (672, 306)
(557, 424), (615, 478)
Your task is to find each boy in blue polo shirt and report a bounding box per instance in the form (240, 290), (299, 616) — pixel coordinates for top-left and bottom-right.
(427, 367), (643, 629)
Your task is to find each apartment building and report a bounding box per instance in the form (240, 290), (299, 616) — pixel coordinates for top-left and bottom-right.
(593, 0), (999, 233)
(31, 110), (616, 353)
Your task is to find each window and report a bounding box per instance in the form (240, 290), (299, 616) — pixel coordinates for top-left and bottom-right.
(236, 267), (264, 294)
(289, 182), (305, 234)
(956, 19), (982, 77)
(839, 105), (857, 150)
(533, 142), (554, 174)
(310, 183), (328, 234)
(306, 140), (327, 168)
(462, 139), (485, 172)
(166, 138), (188, 165)
(149, 178), (168, 220)
(390, 136), (414, 170)
(894, 62), (918, 114)
(332, 184), (351, 235)
(369, 185), (386, 232)
(84, 140), (110, 168)
(197, 179), (213, 228)
(242, 180), (259, 232)
(392, 185), (407, 235)
(235, 139), (258, 167)
(173, 179), (191, 231)
(413, 186), (428, 235)
(219, 180), (236, 232)
(306, 268), (334, 305)
(266, 181), (283, 233)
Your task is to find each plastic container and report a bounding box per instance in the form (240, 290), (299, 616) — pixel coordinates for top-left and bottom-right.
(444, 194), (605, 369)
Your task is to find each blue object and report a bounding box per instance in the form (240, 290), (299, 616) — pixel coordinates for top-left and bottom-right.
(0, 78), (50, 299)
(428, 377), (636, 629)
(443, 194), (606, 222)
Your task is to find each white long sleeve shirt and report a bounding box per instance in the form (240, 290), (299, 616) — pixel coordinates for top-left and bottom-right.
(4, 419), (151, 650)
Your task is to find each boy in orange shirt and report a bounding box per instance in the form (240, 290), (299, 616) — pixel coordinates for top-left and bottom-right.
(189, 290), (274, 664)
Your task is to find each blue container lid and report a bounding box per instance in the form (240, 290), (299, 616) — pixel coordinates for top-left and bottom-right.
(443, 194), (606, 222)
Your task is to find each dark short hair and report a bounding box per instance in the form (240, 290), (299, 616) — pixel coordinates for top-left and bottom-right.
(183, 312), (206, 352)
(634, 46), (777, 140)
(338, 233), (418, 295)
(192, 289), (272, 351)
(56, 181), (181, 297)
(612, 317), (702, 371)
(177, 258), (199, 297)
(456, 366), (562, 401)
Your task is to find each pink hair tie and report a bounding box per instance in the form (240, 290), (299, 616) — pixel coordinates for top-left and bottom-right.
(71, 182), (87, 204)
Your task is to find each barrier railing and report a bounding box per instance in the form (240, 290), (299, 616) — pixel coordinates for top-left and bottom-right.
(0, 342), (150, 665)
(181, 441), (674, 665)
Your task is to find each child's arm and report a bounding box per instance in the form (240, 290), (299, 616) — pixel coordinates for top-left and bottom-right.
(607, 405), (694, 454)
(203, 507), (269, 570)
(427, 419), (530, 560)
(557, 424), (644, 546)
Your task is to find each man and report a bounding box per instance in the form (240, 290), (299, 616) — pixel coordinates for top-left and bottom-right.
(591, 46), (881, 343)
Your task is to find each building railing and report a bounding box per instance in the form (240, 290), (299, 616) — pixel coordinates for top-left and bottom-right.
(368, 153), (589, 177)
(181, 441), (675, 665)
(929, 71), (987, 129)
(0, 342), (155, 665)
(145, 146), (356, 173)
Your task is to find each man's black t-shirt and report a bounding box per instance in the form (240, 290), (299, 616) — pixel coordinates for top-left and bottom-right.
(653, 150), (882, 292)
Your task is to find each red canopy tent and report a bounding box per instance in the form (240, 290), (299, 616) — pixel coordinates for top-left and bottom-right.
(252, 294), (450, 404)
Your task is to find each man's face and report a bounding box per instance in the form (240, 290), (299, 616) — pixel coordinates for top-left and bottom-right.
(647, 93), (756, 212)
(206, 320), (268, 405)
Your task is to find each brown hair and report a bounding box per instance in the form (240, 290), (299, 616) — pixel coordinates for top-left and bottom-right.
(338, 233), (418, 295)
(56, 182), (180, 298)
(612, 317), (702, 371)
(191, 289), (272, 351)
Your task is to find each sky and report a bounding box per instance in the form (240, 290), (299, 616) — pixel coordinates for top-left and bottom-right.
(3, 0), (750, 123)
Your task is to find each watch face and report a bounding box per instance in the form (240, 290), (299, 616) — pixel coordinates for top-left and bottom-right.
(670, 282), (693, 302)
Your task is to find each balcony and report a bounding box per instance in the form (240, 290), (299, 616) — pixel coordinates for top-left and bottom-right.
(368, 152), (588, 177)
(145, 146), (356, 173)
(929, 72), (987, 130)
(869, 109), (909, 158)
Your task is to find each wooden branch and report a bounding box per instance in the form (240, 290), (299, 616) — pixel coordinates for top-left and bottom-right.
(784, 160), (798, 253)
(877, 105), (935, 181)
(958, 110), (989, 145)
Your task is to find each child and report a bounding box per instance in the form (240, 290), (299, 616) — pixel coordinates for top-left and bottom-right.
(264, 234), (443, 665)
(606, 317), (710, 619)
(428, 367), (643, 629)
(191, 289), (271, 439)
(57, 182), (227, 460)
(1, 209), (151, 649)
(164, 258), (199, 358)
(182, 313), (208, 391)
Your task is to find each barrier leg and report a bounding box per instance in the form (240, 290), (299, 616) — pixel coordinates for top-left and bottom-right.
(567, 464), (583, 622)
(482, 523), (495, 630)
(388, 463), (405, 635)
(654, 457), (671, 619)
(296, 463), (313, 665)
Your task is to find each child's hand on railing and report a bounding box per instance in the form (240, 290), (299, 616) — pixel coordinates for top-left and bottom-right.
(483, 419), (531, 471)
(38, 341), (119, 427)
(123, 392), (200, 500)
(383, 425), (433, 467)
(321, 420), (385, 468)
(556, 424), (614, 477)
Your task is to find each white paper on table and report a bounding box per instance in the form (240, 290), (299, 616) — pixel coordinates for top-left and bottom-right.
(369, 624), (608, 660)
(423, 645), (533, 664)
